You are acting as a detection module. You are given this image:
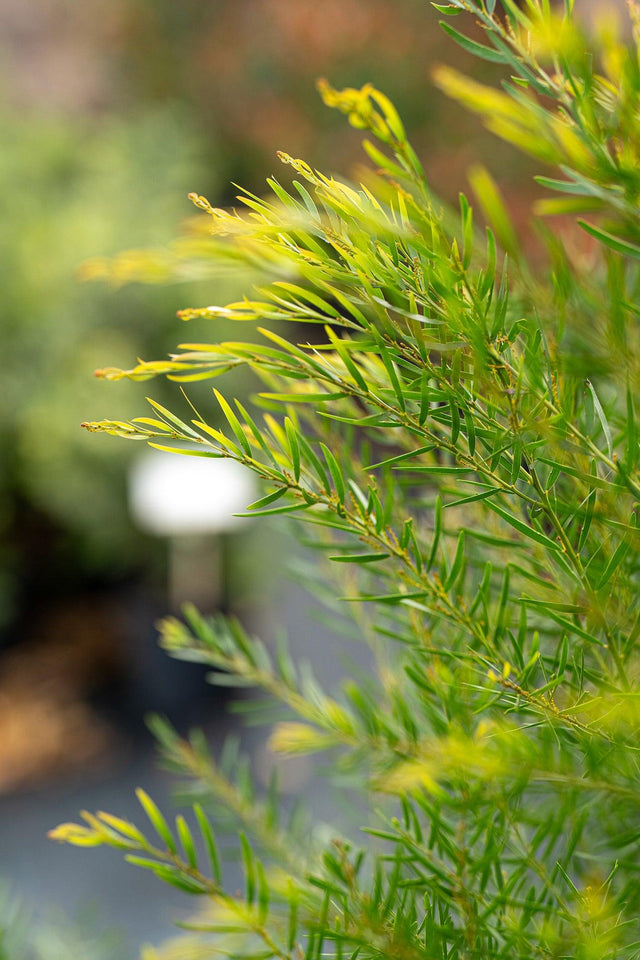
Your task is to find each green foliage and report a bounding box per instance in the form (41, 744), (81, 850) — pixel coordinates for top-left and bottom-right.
(0, 102), (233, 623)
(54, 3), (640, 957)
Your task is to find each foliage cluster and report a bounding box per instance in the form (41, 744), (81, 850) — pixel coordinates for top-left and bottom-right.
(53, 2), (640, 957)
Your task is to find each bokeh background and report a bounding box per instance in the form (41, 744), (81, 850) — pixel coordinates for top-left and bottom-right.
(0, 0), (603, 953)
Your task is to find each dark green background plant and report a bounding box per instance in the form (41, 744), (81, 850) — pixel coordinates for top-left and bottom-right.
(0, 104), (215, 626)
(53, 2), (640, 956)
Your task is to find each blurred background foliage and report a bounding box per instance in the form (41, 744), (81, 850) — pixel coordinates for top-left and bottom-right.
(0, 882), (124, 959)
(0, 104), (211, 623)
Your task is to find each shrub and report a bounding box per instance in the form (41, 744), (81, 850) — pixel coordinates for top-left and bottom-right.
(53, 3), (640, 956)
